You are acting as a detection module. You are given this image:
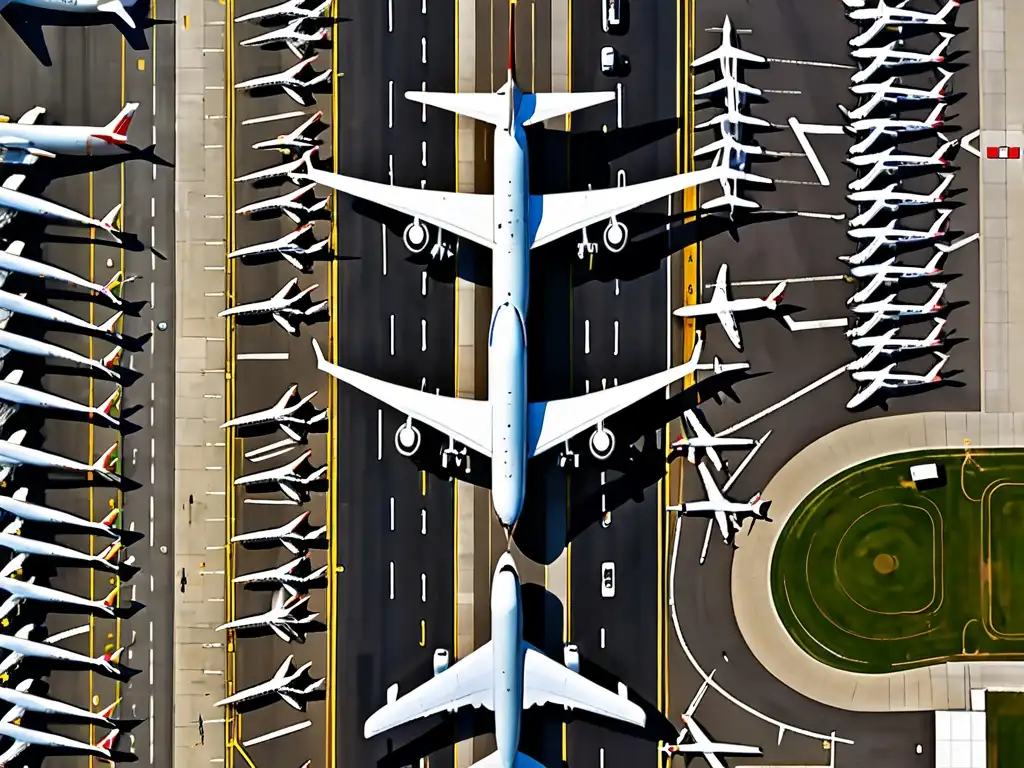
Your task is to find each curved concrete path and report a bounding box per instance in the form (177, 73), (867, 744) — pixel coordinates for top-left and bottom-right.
(732, 411), (1024, 712)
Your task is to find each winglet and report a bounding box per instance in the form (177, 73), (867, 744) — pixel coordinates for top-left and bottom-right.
(98, 310), (124, 335)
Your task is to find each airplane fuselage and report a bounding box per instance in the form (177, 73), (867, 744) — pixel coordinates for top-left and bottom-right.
(0, 634), (104, 669)
(0, 495), (118, 538)
(0, 442), (94, 473)
(0, 720), (110, 758)
(491, 554), (525, 768)
(0, 533), (108, 569)
(0, 329), (109, 374)
(0, 688), (111, 726)
(0, 124), (126, 156)
(0, 188), (103, 229)
(0, 290), (105, 334)
(0, 577), (107, 613)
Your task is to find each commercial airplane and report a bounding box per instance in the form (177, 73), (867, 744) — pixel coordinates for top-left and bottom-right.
(0, 369), (120, 426)
(0, 0), (138, 27)
(843, 209), (953, 264)
(0, 561), (122, 620)
(252, 111), (323, 151)
(847, 352), (950, 409)
(228, 223), (328, 272)
(233, 554), (328, 594)
(670, 462), (770, 546)
(240, 18), (330, 58)
(362, 552), (645, 767)
(222, 384), (327, 442)
(0, 430), (119, 483)
(236, 147), (318, 185)
(672, 264), (785, 350)
(842, 103), (948, 156)
(849, 283), (947, 317)
(848, 318), (947, 370)
(231, 511), (327, 554)
(661, 670), (762, 768)
(847, 174), (956, 225)
(217, 590), (319, 643)
(0, 289), (123, 339)
(847, 69), (955, 119)
(691, 15), (767, 69)
(847, 144), (958, 192)
(0, 519), (128, 576)
(672, 409), (754, 472)
(698, 137), (762, 217)
(0, 680), (125, 729)
(0, 623), (127, 679)
(296, 0), (757, 536)
(848, 0), (961, 48)
(0, 241), (130, 304)
(236, 183), (328, 222)
(215, 654), (325, 711)
(0, 719), (122, 766)
(0, 328), (123, 380)
(848, 250), (946, 304)
(850, 32), (957, 84)
(234, 448), (327, 503)
(0, 104), (138, 164)
(219, 277), (327, 335)
(0, 174), (123, 239)
(235, 0), (331, 23)
(0, 487), (124, 540)
(234, 56), (331, 105)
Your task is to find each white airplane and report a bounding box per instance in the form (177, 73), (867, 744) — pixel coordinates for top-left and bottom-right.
(0, 557), (121, 620)
(0, 680), (123, 729)
(0, 719), (121, 766)
(240, 17), (330, 59)
(0, 369), (119, 426)
(0, 519), (128, 576)
(295, 2), (759, 536)
(843, 209), (953, 264)
(847, 69), (955, 121)
(849, 282), (947, 317)
(671, 409), (754, 472)
(0, 430), (119, 483)
(848, 144), (958, 193)
(217, 589), (320, 643)
(0, 241), (131, 304)
(219, 277), (327, 336)
(0, 487), (124, 540)
(842, 103), (948, 156)
(363, 552), (644, 766)
(232, 511), (327, 554)
(234, 449), (327, 503)
(661, 670), (762, 768)
(222, 384), (327, 442)
(691, 15), (767, 69)
(0, 623), (126, 679)
(234, 56), (331, 105)
(228, 223), (329, 272)
(671, 462), (770, 546)
(0, 289), (123, 339)
(0, 328), (122, 380)
(235, 0), (331, 23)
(233, 554), (328, 594)
(236, 146), (318, 185)
(0, 104), (138, 164)
(698, 137), (762, 217)
(216, 654), (325, 711)
(847, 352), (950, 409)
(848, 174), (955, 224)
(672, 264), (785, 350)
(236, 182), (328, 223)
(0, 0), (138, 27)
(252, 110), (324, 151)
(848, 318), (947, 370)
(848, 0), (961, 48)
(850, 32), (957, 85)
(0, 175), (123, 239)
(848, 250), (946, 304)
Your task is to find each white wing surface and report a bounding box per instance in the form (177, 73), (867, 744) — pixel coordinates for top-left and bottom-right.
(522, 648), (645, 725)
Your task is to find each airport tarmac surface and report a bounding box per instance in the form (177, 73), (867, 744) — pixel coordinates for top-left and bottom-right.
(0, 12), (174, 768)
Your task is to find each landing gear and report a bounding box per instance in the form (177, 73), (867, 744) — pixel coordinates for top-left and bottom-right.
(441, 436), (470, 474)
(558, 440), (580, 469)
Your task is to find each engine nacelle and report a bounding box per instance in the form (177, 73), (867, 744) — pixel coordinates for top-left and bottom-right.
(603, 217), (628, 253)
(395, 420), (422, 457)
(433, 648), (450, 677)
(403, 218), (430, 253)
(589, 423), (616, 460)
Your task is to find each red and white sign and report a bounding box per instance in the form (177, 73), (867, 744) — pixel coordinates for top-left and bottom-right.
(987, 145), (1021, 159)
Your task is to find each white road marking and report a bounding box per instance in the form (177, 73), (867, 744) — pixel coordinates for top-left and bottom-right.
(421, 0), (426, 11)
(390, 497), (395, 531)
(421, 37), (427, 64)
(421, 319), (427, 351)
(784, 315), (849, 330)
(613, 320), (619, 356)
(389, 314), (395, 355)
(421, 82), (427, 123)
(421, 141), (427, 167)
(716, 275), (846, 289)
(387, 0), (392, 31)
(421, 508), (427, 534)
(242, 111), (306, 126)
(388, 81), (394, 128)
(242, 721), (312, 747)
(616, 83), (623, 129)
(421, 272), (428, 296)
(382, 222), (389, 276)
(600, 627), (606, 648)
(421, 573), (427, 602)
(377, 409), (384, 461)
(768, 57), (853, 69)
(584, 319), (591, 354)
(763, 88), (802, 95)
(237, 352), (289, 360)
(390, 561), (395, 599)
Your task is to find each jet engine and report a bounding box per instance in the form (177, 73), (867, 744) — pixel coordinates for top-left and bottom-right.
(403, 218), (430, 253)
(394, 419), (422, 457)
(603, 216), (628, 253)
(589, 421), (616, 460)
(433, 648), (450, 677)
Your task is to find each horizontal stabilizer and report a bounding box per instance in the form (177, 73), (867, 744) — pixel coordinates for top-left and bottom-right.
(694, 78), (761, 98)
(701, 194), (759, 211)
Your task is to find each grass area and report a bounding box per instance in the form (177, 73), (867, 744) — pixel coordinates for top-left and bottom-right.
(770, 449), (1024, 674)
(987, 691), (1024, 768)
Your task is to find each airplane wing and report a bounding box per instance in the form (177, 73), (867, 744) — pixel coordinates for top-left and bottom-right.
(363, 641), (495, 737)
(522, 647), (645, 726)
(716, 308), (742, 350)
(526, 337), (703, 458)
(302, 166), (495, 249)
(692, 44), (766, 69)
(272, 313), (299, 335)
(312, 340), (492, 456)
(529, 167), (752, 249)
(697, 462), (727, 506)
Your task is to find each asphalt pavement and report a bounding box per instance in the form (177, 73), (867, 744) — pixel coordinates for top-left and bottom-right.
(0, 8), (174, 767)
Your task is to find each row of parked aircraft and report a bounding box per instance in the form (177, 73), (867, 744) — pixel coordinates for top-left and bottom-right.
(839, 0), (968, 409)
(0, 95), (156, 763)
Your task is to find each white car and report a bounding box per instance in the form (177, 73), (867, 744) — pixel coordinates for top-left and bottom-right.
(563, 643), (580, 673)
(602, 0), (621, 32)
(601, 46), (617, 75)
(601, 562), (616, 598)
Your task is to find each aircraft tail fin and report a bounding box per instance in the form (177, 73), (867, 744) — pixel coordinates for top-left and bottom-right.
(97, 697), (121, 720)
(100, 204), (123, 242)
(925, 318), (947, 345)
(3, 369), (22, 386)
(937, 0), (960, 22)
(98, 310), (124, 335)
(101, 103), (139, 141)
(101, 505), (122, 527)
(94, 726), (120, 753)
(100, 345), (124, 376)
(95, 0), (135, 27)
(101, 584), (120, 609)
(766, 281), (787, 306)
(95, 388), (122, 426)
(93, 442), (120, 480)
(924, 353), (949, 382)
(99, 541), (122, 564)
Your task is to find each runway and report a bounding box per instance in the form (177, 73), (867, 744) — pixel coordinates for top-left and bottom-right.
(0, 7), (174, 767)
